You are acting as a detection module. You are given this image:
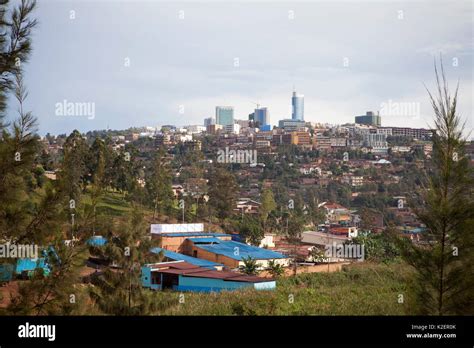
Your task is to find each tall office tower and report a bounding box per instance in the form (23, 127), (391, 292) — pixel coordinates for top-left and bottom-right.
(254, 107), (269, 128)
(355, 111), (381, 127)
(216, 106), (234, 126)
(291, 90), (304, 121)
(204, 117), (216, 127)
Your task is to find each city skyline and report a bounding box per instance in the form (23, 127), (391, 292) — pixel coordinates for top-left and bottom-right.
(8, 0), (473, 136)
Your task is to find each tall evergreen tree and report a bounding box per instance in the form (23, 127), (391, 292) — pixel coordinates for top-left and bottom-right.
(208, 165), (237, 220)
(397, 59), (474, 315)
(146, 147), (174, 219)
(0, 0), (38, 241)
(89, 208), (162, 315)
(260, 188), (276, 234)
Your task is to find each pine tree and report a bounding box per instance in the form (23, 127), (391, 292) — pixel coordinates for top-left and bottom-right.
(260, 188), (276, 234)
(397, 58), (474, 315)
(146, 147), (174, 219)
(0, 0), (38, 241)
(208, 165), (237, 220)
(89, 208), (162, 315)
(7, 242), (89, 315)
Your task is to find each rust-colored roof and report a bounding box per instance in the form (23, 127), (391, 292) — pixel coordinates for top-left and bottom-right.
(150, 261), (272, 283)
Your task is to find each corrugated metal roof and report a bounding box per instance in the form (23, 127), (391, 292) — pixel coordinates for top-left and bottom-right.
(157, 232), (228, 238)
(150, 247), (223, 269)
(192, 239), (288, 261)
(154, 262), (272, 283)
(187, 237), (221, 244)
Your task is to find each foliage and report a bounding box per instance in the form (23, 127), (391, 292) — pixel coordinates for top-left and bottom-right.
(208, 165), (237, 220)
(396, 58), (474, 315)
(238, 256), (260, 276)
(267, 260), (284, 278)
(239, 216), (263, 246)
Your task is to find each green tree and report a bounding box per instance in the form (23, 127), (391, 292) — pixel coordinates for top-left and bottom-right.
(397, 59), (474, 315)
(267, 260), (284, 278)
(87, 138), (106, 234)
(7, 242), (89, 315)
(208, 166), (237, 220)
(285, 211), (306, 276)
(59, 130), (88, 204)
(260, 188), (276, 233)
(89, 208), (162, 315)
(146, 148), (174, 219)
(239, 215), (263, 246)
(238, 256), (260, 276)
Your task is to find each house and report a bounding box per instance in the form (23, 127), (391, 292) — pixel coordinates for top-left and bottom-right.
(323, 203), (351, 224)
(235, 198), (261, 214)
(183, 238), (290, 269)
(342, 174), (364, 187)
(150, 247), (223, 270)
(329, 226), (358, 238)
(150, 223), (231, 253)
(141, 261), (276, 292)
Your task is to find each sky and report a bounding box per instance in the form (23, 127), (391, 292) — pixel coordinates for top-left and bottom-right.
(8, 0), (474, 136)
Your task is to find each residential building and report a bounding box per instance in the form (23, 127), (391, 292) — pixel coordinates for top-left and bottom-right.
(141, 261), (276, 292)
(184, 238), (290, 269)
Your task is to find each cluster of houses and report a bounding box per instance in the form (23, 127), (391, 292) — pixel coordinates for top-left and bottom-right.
(142, 223), (290, 292)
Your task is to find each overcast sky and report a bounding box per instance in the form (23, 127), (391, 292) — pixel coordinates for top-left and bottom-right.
(9, 0), (473, 136)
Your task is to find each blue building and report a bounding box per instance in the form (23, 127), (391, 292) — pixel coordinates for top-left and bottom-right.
(141, 261), (276, 292)
(184, 238), (290, 269)
(291, 90), (304, 121)
(254, 107), (269, 129)
(150, 247), (223, 270)
(216, 106), (234, 126)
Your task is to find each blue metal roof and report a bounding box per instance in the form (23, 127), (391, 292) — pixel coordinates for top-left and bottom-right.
(191, 239), (287, 261)
(157, 232), (228, 238)
(150, 247), (223, 269)
(187, 237), (221, 244)
(87, 236), (107, 246)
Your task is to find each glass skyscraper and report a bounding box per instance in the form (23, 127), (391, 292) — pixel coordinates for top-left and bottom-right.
(254, 107), (269, 127)
(292, 91), (304, 121)
(216, 106), (234, 126)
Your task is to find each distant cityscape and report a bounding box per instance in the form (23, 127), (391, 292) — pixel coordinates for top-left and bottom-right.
(57, 89), (436, 157)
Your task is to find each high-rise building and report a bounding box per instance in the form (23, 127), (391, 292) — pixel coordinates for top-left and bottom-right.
(254, 107), (269, 128)
(292, 90), (304, 121)
(204, 117), (215, 127)
(355, 111), (381, 127)
(216, 106), (234, 126)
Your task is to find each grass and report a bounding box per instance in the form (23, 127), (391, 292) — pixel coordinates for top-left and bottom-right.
(81, 191), (132, 216)
(144, 262), (416, 315)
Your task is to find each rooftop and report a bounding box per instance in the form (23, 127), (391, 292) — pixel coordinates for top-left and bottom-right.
(147, 261), (271, 283)
(189, 238), (287, 261)
(150, 247), (223, 269)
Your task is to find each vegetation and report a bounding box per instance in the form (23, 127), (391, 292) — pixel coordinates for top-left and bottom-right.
(396, 59), (474, 315)
(238, 256), (260, 276)
(141, 263), (413, 315)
